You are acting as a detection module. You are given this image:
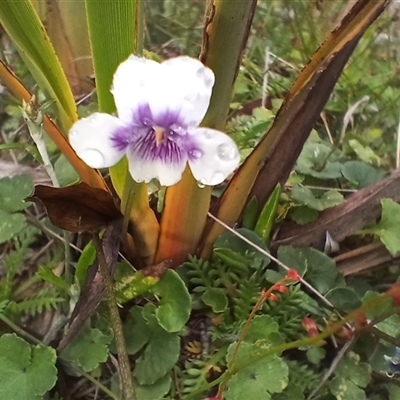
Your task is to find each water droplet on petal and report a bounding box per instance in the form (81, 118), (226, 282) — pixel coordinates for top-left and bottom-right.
(170, 124), (185, 135)
(204, 130), (215, 138)
(189, 149), (203, 159)
(217, 143), (238, 161)
(69, 130), (77, 138)
(197, 178), (207, 188)
(212, 172), (225, 184)
(80, 149), (106, 168)
(87, 114), (102, 126)
(143, 118), (152, 126)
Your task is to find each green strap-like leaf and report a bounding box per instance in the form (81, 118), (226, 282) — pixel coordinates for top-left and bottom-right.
(84, 0), (137, 113)
(0, 0), (77, 131)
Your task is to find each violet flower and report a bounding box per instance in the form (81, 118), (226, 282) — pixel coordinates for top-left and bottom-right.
(69, 56), (240, 186)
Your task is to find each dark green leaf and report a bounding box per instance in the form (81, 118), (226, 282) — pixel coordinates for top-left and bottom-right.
(123, 306), (151, 355)
(341, 160), (384, 188)
(290, 206), (318, 225)
(325, 287), (361, 312)
(214, 228), (270, 268)
(278, 246), (337, 294)
(291, 186), (344, 211)
(296, 141), (343, 179)
(134, 311), (180, 385)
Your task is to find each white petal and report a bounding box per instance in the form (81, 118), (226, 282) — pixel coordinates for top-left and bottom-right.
(69, 113), (126, 168)
(146, 56), (215, 127)
(112, 55), (160, 123)
(126, 145), (187, 187)
(188, 128), (240, 186)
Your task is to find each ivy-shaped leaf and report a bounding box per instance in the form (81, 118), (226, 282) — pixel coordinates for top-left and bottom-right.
(0, 175), (33, 213)
(225, 341), (288, 400)
(291, 186), (344, 211)
(62, 324), (112, 372)
(325, 287), (361, 312)
(133, 306), (180, 385)
(329, 351), (371, 400)
(123, 306), (152, 355)
(151, 269), (191, 333)
(341, 160), (384, 188)
(296, 141), (343, 179)
(0, 334), (57, 400)
(0, 210), (26, 243)
(278, 246), (337, 294)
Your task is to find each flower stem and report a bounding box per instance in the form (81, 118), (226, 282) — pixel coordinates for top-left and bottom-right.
(92, 233), (135, 400)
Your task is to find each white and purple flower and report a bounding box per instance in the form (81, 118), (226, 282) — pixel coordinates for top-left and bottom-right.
(69, 55), (240, 187)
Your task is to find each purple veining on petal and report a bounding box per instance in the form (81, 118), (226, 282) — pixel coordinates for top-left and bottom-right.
(111, 125), (134, 151)
(111, 102), (202, 165)
(129, 128), (186, 164)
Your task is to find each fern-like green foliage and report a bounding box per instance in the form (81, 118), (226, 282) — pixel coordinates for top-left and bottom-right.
(11, 287), (64, 316)
(0, 226), (39, 300)
(0, 226), (64, 318)
(285, 359), (321, 393)
(179, 359), (210, 398)
(180, 242), (333, 399)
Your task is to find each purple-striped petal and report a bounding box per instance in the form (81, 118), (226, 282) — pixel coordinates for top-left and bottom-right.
(126, 129), (188, 185)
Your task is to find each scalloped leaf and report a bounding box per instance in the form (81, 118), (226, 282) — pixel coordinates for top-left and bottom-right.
(151, 269), (191, 333)
(62, 324), (112, 372)
(133, 306), (180, 385)
(0, 334), (57, 400)
(225, 341), (288, 400)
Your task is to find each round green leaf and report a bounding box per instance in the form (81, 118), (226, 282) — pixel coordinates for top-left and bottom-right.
(291, 186), (344, 211)
(325, 287), (361, 312)
(0, 334), (57, 400)
(62, 325), (112, 372)
(134, 325), (180, 385)
(341, 160), (384, 189)
(0, 175), (33, 212)
(0, 210), (26, 243)
(226, 342), (288, 400)
(201, 288), (228, 312)
(151, 269), (191, 332)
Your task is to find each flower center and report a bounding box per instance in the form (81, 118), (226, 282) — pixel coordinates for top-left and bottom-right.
(154, 126), (166, 146)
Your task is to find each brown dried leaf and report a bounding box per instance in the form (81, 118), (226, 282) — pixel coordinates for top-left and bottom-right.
(30, 182), (121, 232)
